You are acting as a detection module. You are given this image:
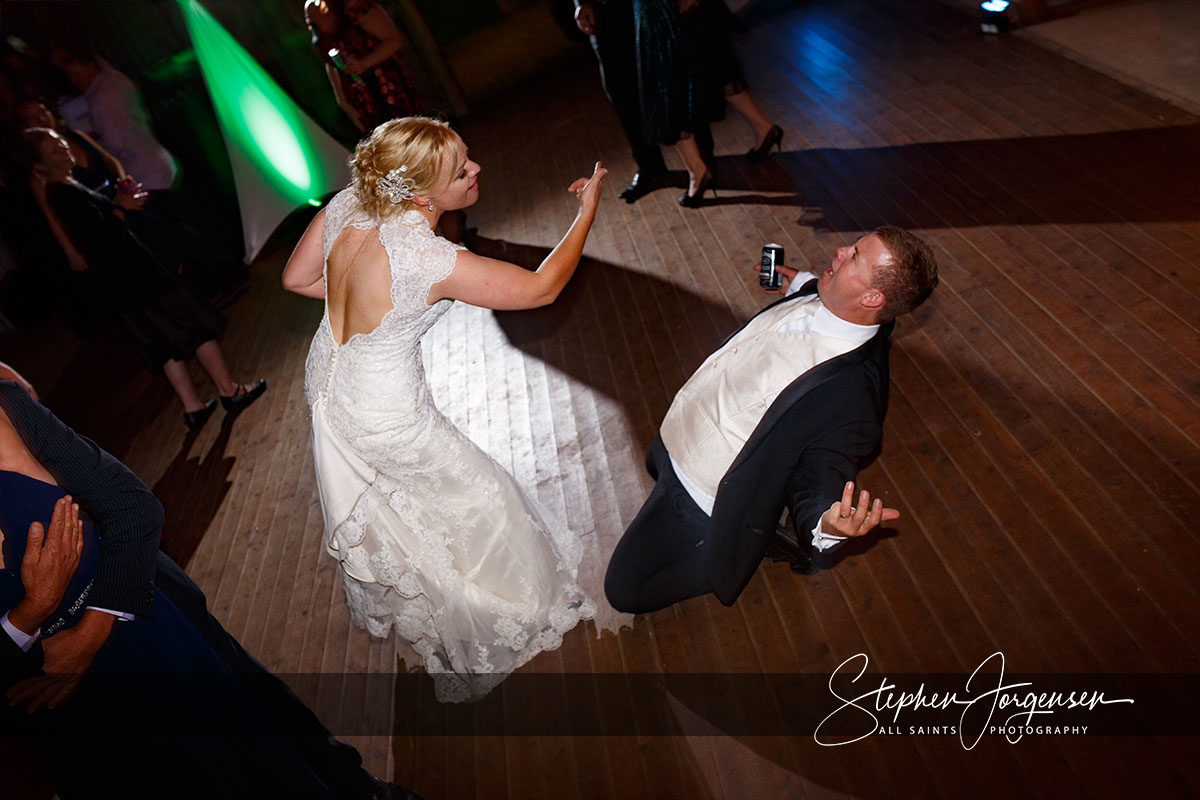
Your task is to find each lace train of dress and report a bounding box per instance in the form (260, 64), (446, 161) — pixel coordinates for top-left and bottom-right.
(305, 190), (595, 702)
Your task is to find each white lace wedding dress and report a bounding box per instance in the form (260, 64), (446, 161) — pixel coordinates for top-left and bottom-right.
(304, 189), (595, 702)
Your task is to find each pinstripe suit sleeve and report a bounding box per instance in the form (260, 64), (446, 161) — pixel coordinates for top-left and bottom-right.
(0, 382), (160, 618)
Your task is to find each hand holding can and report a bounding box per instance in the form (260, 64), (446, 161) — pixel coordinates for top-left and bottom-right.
(760, 243), (784, 290)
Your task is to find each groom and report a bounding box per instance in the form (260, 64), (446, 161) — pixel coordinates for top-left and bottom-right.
(604, 226), (939, 613)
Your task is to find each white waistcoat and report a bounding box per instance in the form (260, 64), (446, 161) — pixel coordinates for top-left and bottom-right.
(660, 294), (875, 514)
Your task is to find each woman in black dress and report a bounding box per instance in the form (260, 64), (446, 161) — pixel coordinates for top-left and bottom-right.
(19, 98), (128, 277)
(633, 0), (783, 206)
(25, 127), (265, 430)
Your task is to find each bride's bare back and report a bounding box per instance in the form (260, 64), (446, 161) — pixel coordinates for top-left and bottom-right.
(325, 226), (394, 347)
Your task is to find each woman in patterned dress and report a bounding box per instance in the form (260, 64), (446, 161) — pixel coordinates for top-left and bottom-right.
(305, 0), (426, 132)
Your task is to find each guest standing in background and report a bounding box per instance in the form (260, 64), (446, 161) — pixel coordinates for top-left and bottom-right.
(305, 0), (469, 242)
(16, 98), (125, 192)
(305, 0), (427, 133)
(50, 48), (178, 193)
(17, 98), (130, 275)
(25, 127), (265, 431)
(575, 0), (717, 203)
(632, 0), (782, 206)
(50, 46), (247, 297)
(574, 0), (667, 203)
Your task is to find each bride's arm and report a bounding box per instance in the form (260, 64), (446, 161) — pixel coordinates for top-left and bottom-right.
(427, 163), (606, 310)
(282, 208), (328, 299)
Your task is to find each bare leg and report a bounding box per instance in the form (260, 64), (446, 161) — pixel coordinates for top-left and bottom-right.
(674, 135), (711, 195)
(727, 90), (775, 143)
(193, 340), (239, 397)
(162, 359), (205, 413)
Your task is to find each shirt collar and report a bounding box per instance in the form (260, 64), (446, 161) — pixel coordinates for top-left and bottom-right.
(810, 298), (879, 343)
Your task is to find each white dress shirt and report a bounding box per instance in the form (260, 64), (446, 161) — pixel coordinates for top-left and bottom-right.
(1, 612), (38, 651)
(62, 62), (179, 191)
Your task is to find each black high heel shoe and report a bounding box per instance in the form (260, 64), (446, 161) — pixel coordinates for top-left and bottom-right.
(679, 171), (714, 208)
(747, 125), (783, 163)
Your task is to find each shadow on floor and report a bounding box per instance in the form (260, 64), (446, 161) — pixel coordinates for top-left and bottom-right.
(23, 318), (240, 567)
(677, 124), (1199, 231)
(474, 234), (745, 457)
(154, 414), (238, 567)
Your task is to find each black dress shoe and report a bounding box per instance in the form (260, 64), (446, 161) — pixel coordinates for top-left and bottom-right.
(747, 124), (784, 163)
(763, 523), (819, 575)
(183, 399), (217, 431)
(618, 171), (660, 204)
(678, 170), (714, 208)
(219, 379), (266, 414)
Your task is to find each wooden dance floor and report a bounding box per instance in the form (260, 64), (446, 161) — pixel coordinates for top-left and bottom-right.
(7, 1), (1198, 797)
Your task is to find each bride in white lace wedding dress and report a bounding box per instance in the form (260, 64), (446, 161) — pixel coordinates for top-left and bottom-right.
(283, 118), (606, 701)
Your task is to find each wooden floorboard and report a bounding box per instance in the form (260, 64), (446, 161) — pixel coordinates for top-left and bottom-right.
(5, 0), (1198, 797)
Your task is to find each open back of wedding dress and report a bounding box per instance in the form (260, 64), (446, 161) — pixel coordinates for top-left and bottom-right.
(304, 189), (595, 702)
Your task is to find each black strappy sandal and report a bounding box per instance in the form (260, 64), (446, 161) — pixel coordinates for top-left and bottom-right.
(220, 379), (267, 413)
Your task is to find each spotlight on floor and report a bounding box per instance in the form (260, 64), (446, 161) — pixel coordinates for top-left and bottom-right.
(980, 0), (1013, 34)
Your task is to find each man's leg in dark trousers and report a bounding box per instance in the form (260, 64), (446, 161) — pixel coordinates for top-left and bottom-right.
(604, 436), (714, 613)
(590, 0), (666, 176)
(154, 553), (379, 800)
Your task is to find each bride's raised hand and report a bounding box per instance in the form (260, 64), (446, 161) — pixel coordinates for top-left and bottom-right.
(568, 161), (607, 216)
(433, 162), (606, 309)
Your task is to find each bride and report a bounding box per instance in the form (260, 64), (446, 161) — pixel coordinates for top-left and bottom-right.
(282, 117), (604, 701)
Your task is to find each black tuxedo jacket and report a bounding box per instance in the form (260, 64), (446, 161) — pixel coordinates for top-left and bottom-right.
(703, 281), (892, 604)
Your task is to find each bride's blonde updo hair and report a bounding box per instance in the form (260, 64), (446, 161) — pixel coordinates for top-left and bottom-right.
(351, 116), (457, 220)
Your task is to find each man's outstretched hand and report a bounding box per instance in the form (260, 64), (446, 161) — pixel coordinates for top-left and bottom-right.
(819, 480), (900, 538)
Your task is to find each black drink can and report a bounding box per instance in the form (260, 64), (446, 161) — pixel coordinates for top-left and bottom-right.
(760, 243), (784, 290)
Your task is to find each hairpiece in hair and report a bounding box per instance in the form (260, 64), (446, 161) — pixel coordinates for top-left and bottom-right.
(378, 164), (416, 204)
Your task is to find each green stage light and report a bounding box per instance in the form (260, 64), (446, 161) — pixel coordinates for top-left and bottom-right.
(178, 0), (323, 206)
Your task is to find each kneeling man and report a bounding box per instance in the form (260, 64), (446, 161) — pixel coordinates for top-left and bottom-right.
(605, 226), (938, 613)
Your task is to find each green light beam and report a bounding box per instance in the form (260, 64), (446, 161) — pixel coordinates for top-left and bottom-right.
(178, 0), (324, 205)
